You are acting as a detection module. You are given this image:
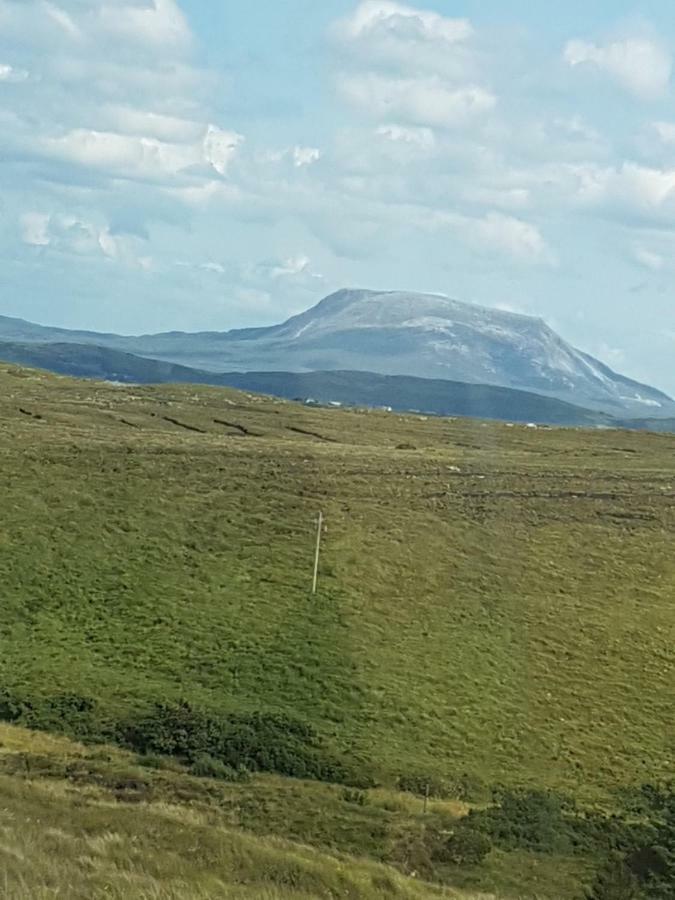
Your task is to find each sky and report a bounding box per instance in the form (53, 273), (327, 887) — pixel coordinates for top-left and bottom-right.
(1, 1), (674, 394)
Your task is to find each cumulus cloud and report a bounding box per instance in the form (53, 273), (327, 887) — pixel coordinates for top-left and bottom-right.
(39, 126), (242, 183)
(564, 37), (672, 100)
(572, 162), (675, 222)
(0, 0), (240, 198)
(335, 1), (476, 80)
(338, 73), (495, 128)
(463, 212), (556, 266)
(19, 209), (150, 267)
(341, 0), (472, 45)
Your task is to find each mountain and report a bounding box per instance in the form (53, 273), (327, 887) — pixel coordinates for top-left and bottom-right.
(0, 338), (644, 429)
(2, 289), (672, 416)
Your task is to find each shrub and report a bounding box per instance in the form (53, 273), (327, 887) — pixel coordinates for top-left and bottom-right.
(0, 690), (110, 743)
(389, 826), (435, 880)
(585, 857), (642, 900)
(466, 789), (571, 854)
(397, 773), (449, 799)
(122, 701), (367, 786)
(431, 826), (492, 866)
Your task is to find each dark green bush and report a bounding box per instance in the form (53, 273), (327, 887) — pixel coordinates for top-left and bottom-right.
(431, 826), (492, 866)
(122, 701), (368, 786)
(0, 689), (110, 742)
(585, 856), (642, 900)
(466, 789), (571, 854)
(397, 772), (449, 799)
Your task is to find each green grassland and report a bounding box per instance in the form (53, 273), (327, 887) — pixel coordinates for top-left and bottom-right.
(0, 364), (673, 897)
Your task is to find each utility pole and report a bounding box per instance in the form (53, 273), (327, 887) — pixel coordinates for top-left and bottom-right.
(312, 511), (323, 595)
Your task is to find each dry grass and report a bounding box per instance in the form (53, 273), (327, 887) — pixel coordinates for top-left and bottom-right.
(0, 767), (485, 900)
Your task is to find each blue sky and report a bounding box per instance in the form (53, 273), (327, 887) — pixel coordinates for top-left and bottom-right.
(1, 0), (674, 393)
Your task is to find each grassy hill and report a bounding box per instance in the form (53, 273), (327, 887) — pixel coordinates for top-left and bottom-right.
(0, 364), (673, 897)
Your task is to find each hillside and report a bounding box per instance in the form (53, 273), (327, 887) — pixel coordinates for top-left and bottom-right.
(0, 364), (673, 897)
(0, 724), (474, 900)
(1, 289), (672, 416)
(0, 339), (625, 428)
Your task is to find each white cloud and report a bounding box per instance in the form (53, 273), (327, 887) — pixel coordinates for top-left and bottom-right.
(377, 123), (436, 150)
(466, 211), (556, 265)
(293, 146), (321, 168)
(20, 212), (51, 246)
(632, 246), (664, 271)
(200, 261), (226, 274)
(40, 125), (242, 183)
(271, 256), (312, 278)
(19, 210), (151, 268)
(564, 37), (671, 100)
(579, 162), (675, 217)
(342, 1), (472, 45)
(338, 73), (495, 128)
(653, 121), (675, 146)
(0, 63), (29, 83)
(101, 106), (204, 143)
(94, 0), (192, 52)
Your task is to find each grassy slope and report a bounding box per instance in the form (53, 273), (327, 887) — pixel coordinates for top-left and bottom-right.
(0, 722), (590, 900)
(0, 723), (471, 900)
(0, 365), (673, 799)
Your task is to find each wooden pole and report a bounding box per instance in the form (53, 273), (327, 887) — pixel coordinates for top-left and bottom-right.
(312, 511), (323, 595)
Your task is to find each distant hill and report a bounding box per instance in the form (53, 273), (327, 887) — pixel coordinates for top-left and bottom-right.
(2, 288), (672, 416)
(0, 338), (632, 428)
(1, 338), (673, 432)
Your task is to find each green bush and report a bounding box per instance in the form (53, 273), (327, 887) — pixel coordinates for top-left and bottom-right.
(0, 689), (110, 743)
(431, 826), (492, 866)
(585, 857), (642, 900)
(122, 701), (369, 787)
(397, 773), (449, 799)
(466, 789), (571, 854)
